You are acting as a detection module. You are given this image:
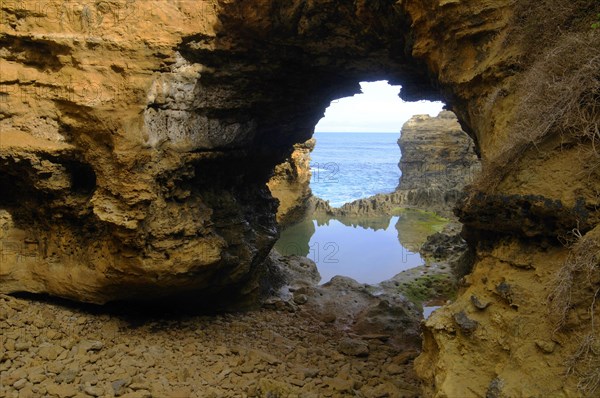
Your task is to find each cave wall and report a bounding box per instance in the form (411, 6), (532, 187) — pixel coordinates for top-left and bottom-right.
(0, 0), (440, 304)
(1, 0), (599, 395)
(0, 0), (285, 304)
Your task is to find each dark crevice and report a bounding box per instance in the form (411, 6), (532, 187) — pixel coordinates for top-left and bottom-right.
(0, 35), (72, 72)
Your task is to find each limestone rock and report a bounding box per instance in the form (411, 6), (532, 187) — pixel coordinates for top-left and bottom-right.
(337, 338), (370, 357)
(268, 139), (315, 227)
(453, 311), (478, 334)
(396, 111), (481, 214)
(0, 1), (599, 397)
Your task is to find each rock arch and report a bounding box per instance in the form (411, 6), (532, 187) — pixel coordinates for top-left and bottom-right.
(1, 0), (598, 395)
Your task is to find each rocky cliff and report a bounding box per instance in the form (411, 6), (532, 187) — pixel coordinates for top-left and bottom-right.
(267, 139), (315, 227)
(313, 110), (481, 217)
(397, 110), (480, 213)
(1, 0), (599, 396)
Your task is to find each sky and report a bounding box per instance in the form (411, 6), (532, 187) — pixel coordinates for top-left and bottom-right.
(314, 80), (445, 133)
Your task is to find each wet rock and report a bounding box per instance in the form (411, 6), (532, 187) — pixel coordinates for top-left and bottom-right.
(268, 139), (316, 227)
(421, 232), (469, 261)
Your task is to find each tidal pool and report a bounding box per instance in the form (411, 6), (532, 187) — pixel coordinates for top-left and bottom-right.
(275, 209), (447, 284)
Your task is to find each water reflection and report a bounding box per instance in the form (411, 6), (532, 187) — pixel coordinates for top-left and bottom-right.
(275, 209), (447, 285)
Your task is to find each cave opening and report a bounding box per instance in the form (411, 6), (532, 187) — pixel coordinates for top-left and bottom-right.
(273, 80), (453, 286)
(310, 80), (444, 207)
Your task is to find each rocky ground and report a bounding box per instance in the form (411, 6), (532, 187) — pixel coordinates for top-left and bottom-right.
(1, 280), (421, 398)
(0, 213), (467, 398)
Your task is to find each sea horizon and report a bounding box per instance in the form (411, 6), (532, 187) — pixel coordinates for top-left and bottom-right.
(310, 132), (402, 207)
(314, 131), (401, 134)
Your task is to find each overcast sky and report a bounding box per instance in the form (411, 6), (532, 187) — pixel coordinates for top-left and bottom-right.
(314, 81), (444, 133)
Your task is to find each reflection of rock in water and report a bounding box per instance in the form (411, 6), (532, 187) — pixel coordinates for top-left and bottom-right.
(275, 213), (394, 257)
(395, 210), (448, 253)
(276, 209), (446, 259)
(273, 218), (315, 257)
(304, 209), (394, 231)
(318, 215), (393, 231)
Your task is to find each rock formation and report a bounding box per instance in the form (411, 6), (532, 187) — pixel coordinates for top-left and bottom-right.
(1, 0), (599, 396)
(396, 111), (481, 213)
(267, 139), (315, 227)
(310, 111), (480, 217)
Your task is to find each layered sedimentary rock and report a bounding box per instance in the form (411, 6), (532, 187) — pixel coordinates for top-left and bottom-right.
(404, 2), (600, 396)
(0, 1), (281, 304)
(0, 0), (440, 305)
(1, 0), (599, 396)
(396, 111), (480, 213)
(267, 139), (315, 226)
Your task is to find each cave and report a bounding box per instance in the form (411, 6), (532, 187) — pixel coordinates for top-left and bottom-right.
(309, 80), (443, 205)
(1, 1), (599, 396)
(270, 79), (464, 285)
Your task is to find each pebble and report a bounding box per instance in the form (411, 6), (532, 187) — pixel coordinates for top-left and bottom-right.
(56, 369), (78, 384)
(46, 383), (78, 398)
(13, 378), (27, 390)
(293, 293), (308, 305)
(338, 338), (370, 357)
(14, 342), (31, 351)
(83, 385), (104, 397)
(0, 293), (420, 397)
(112, 379), (130, 396)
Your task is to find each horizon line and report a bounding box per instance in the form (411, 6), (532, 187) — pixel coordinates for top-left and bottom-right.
(314, 131), (400, 134)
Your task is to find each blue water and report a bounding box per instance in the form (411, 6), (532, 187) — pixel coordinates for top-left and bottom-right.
(311, 133), (401, 207)
(276, 215), (424, 284)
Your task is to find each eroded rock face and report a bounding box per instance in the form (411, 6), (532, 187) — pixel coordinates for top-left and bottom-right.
(268, 139), (315, 227)
(0, 0), (439, 304)
(1, 0), (599, 395)
(397, 111), (481, 213)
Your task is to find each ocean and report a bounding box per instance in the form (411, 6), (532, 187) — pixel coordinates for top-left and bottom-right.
(276, 132), (448, 285)
(310, 132), (402, 207)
